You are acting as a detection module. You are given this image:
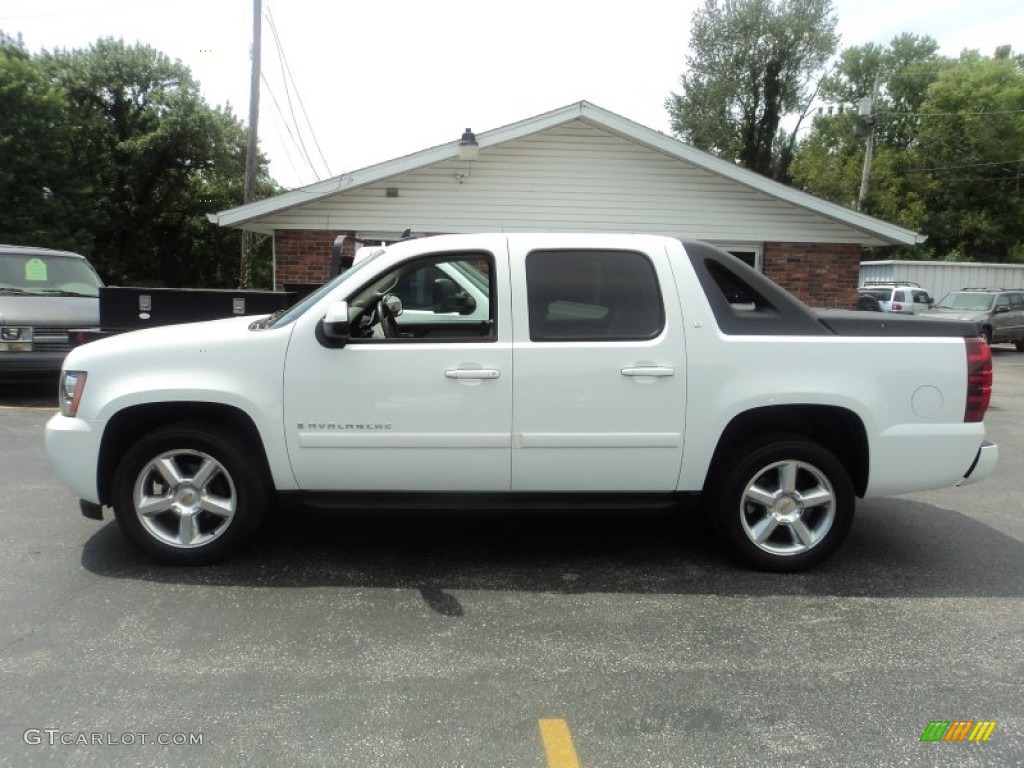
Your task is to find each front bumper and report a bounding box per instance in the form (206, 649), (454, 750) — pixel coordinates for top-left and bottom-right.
(958, 440), (999, 486)
(44, 413), (102, 504)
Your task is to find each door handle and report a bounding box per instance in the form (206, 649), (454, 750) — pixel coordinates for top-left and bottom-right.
(621, 366), (674, 377)
(444, 369), (501, 379)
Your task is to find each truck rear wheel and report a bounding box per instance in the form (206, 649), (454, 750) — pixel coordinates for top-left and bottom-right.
(112, 422), (268, 565)
(715, 436), (854, 572)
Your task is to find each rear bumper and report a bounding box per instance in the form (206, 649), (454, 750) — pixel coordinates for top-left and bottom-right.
(958, 440), (999, 486)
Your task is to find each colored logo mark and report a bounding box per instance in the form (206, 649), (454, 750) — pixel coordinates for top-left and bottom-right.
(921, 720), (996, 742)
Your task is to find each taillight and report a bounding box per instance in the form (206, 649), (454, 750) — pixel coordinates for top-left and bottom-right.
(965, 337), (992, 422)
(892, 303), (903, 311)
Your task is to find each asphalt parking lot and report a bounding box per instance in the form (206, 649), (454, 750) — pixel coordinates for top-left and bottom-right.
(1, 351), (1023, 767)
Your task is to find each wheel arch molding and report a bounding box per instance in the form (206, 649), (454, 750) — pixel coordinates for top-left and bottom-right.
(706, 404), (869, 498)
(96, 402), (273, 506)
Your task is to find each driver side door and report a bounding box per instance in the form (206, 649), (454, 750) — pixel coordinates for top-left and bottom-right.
(282, 241), (513, 492)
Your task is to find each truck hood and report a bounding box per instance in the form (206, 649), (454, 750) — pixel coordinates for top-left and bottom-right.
(0, 296), (98, 326)
(64, 315), (267, 369)
(917, 307), (986, 323)
(61, 313), (294, 425)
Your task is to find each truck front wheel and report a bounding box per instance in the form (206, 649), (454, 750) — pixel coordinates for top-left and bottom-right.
(112, 422), (268, 565)
(715, 437), (854, 572)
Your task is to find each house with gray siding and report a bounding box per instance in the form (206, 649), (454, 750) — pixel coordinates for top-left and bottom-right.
(209, 101), (923, 308)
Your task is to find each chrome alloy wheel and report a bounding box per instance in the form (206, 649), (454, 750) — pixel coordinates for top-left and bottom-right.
(132, 449), (237, 549)
(738, 459), (836, 557)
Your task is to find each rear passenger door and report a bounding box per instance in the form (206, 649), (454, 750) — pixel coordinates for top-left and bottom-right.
(508, 238), (687, 492)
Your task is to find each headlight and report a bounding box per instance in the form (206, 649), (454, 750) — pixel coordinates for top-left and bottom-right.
(0, 326), (32, 351)
(59, 370), (88, 417)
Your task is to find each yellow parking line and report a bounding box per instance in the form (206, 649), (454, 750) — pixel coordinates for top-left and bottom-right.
(538, 719), (580, 768)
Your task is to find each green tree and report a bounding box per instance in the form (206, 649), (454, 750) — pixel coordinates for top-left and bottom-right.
(39, 38), (278, 286)
(790, 35), (947, 233)
(0, 33), (88, 252)
(915, 53), (1024, 260)
(666, 0), (839, 180)
(0, 37), (276, 287)
(791, 41), (1024, 260)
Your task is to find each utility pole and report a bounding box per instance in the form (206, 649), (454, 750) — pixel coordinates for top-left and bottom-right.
(857, 71), (881, 211)
(240, 0), (261, 288)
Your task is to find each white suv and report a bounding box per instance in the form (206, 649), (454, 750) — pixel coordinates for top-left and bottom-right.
(858, 282), (934, 314)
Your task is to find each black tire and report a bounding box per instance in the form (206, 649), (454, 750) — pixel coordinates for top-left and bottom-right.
(112, 422), (269, 565)
(982, 326), (993, 345)
(1014, 338), (1024, 352)
(713, 436), (854, 572)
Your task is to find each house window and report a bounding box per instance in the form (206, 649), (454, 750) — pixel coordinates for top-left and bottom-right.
(713, 243), (763, 272)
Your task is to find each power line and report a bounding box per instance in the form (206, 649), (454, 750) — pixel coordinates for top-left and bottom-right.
(920, 159), (1024, 172)
(879, 109), (1024, 118)
(874, 173), (1023, 185)
(264, 8), (318, 181)
(264, 6), (331, 180)
(259, 72), (304, 184)
(869, 159), (1024, 183)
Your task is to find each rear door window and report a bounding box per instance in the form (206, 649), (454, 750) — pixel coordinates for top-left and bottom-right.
(525, 249), (664, 341)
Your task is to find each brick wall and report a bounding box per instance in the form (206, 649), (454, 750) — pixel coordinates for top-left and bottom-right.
(275, 230), (864, 309)
(763, 242), (861, 309)
(274, 229), (354, 290)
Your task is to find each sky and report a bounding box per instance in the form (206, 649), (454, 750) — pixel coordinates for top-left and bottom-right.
(2, 0), (1022, 191)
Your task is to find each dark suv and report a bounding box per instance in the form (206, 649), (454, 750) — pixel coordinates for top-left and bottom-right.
(920, 288), (1024, 349)
(0, 245), (103, 379)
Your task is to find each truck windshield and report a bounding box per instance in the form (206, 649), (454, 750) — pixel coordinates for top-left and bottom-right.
(267, 246), (386, 328)
(0, 254), (102, 297)
(936, 293), (995, 311)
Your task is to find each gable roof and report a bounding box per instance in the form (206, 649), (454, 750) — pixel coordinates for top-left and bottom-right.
(209, 100), (924, 246)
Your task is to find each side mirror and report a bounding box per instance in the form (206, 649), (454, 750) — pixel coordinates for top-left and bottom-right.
(995, 305), (1010, 314)
(318, 300), (350, 347)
